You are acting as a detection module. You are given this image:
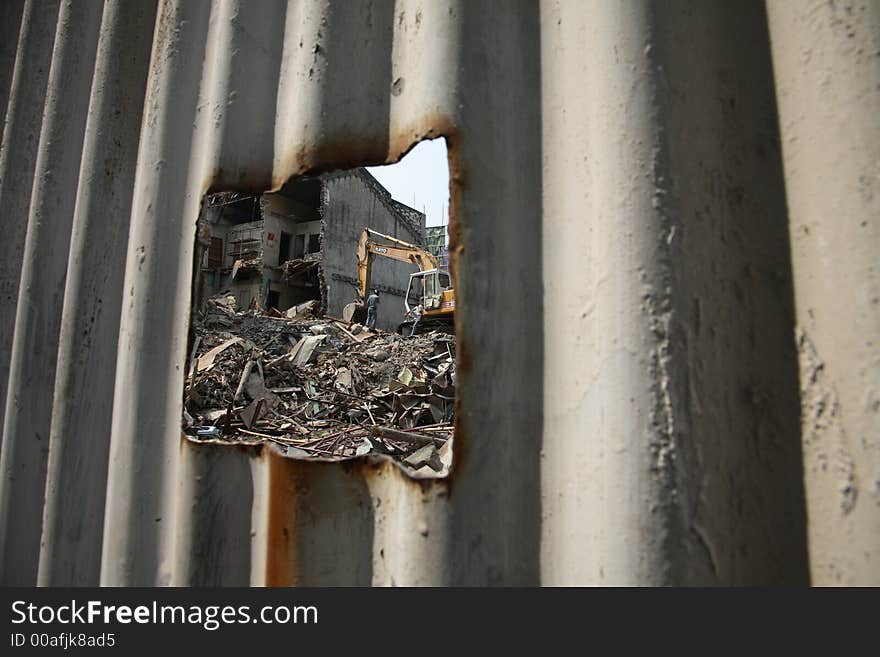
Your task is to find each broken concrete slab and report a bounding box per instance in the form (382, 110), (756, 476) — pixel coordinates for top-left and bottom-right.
(353, 330), (375, 343)
(196, 337), (243, 372)
(334, 367), (352, 392)
(243, 371), (280, 409)
(366, 347), (389, 361)
(239, 398), (265, 429)
(403, 444), (443, 471)
(289, 334), (327, 366)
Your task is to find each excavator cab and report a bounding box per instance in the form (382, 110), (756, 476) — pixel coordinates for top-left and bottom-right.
(405, 269), (452, 312)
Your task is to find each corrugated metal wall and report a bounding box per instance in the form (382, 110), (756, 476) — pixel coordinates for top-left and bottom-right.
(0, 0), (877, 586)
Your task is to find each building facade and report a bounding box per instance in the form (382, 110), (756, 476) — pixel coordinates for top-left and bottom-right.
(197, 168), (425, 331)
(424, 225), (450, 270)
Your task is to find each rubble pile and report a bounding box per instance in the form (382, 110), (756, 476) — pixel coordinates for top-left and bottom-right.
(183, 294), (455, 475)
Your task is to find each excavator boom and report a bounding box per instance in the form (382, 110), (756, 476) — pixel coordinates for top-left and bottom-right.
(356, 228), (440, 300)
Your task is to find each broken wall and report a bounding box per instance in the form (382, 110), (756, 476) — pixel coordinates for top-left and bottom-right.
(200, 196), (312, 311)
(261, 214), (283, 268)
(261, 190), (318, 224)
(260, 209), (307, 310)
(261, 194), (321, 263)
(260, 192), (322, 310)
(200, 214), (262, 309)
(320, 169), (426, 330)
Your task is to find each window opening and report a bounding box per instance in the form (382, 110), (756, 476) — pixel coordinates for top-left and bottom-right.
(293, 234), (305, 260)
(207, 236), (223, 268)
(278, 231), (291, 266)
(307, 233), (320, 254)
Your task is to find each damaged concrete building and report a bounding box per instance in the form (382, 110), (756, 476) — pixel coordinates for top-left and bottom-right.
(196, 168), (426, 331)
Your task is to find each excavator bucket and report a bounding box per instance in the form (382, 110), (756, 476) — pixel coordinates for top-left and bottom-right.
(343, 301), (367, 325)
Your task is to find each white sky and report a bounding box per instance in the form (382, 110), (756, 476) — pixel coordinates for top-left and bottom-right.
(367, 138), (449, 228)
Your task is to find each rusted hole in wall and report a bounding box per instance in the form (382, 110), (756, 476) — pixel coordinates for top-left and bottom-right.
(182, 138), (455, 478)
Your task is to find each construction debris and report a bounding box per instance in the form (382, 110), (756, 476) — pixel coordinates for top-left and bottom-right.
(183, 293), (455, 476)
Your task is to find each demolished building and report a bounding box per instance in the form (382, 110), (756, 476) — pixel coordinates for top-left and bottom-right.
(424, 225), (450, 270)
(196, 168), (426, 331)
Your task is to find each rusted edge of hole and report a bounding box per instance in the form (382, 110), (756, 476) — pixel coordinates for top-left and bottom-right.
(187, 118), (466, 488)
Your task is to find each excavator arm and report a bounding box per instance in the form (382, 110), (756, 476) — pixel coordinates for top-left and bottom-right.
(356, 227), (440, 300)
(345, 227), (453, 334)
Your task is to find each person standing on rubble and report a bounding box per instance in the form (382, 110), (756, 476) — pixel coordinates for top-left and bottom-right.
(366, 288), (380, 329)
(406, 302), (424, 336)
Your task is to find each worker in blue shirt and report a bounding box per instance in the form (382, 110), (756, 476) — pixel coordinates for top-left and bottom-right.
(366, 288), (380, 329)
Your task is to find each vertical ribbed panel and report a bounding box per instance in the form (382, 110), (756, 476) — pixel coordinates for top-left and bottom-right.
(365, 461), (451, 586)
(197, 0), (288, 191)
(0, 0), (26, 137)
(0, 0), (60, 444)
(38, 0), (159, 586)
(101, 0), (213, 586)
(173, 441), (258, 586)
(541, 0), (809, 585)
(0, 0), (875, 585)
(542, 0), (671, 585)
(646, 1), (807, 584)
(272, 0), (329, 178)
(0, 0), (103, 585)
(448, 1), (543, 585)
(387, 0), (461, 150)
(767, 0), (880, 585)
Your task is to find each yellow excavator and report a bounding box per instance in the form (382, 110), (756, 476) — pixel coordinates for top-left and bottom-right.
(343, 227), (455, 334)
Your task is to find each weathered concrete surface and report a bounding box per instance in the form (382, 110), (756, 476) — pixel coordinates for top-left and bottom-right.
(0, 0), (102, 585)
(767, 0), (880, 585)
(172, 440), (258, 586)
(449, 0), (543, 585)
(100, 0), (213, 586)
(0, 0), (60, 449)
(0, 0), (26, 139)
(172, 438), (452, 586)
(364, 458), (451, 586)
(541, 0), (808, 586)
(38, 0), (158, 587)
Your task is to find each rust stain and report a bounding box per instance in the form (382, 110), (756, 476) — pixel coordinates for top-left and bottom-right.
(264, 445), (301, 586)
(205, 167), (276, 196)
(349, 454), (449, 495)
(180, 433), (265, 455)
(270, 113), (462, 191)
(271, 133), (390, 191)
(449, 344), (469, 494)
(197, 114), (461, 211)
(446, 133), (467, 494)
(388, 114), (460, 169)
(348, 456), (397, 483)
